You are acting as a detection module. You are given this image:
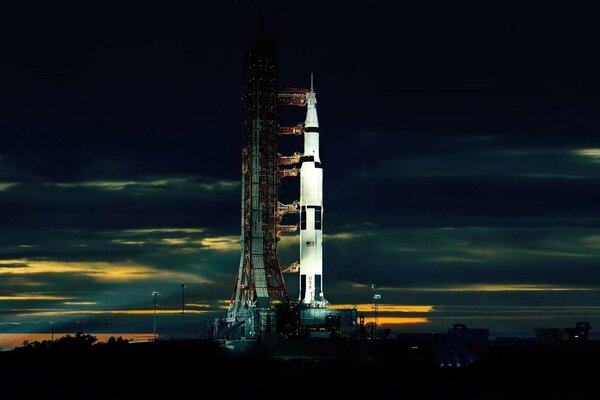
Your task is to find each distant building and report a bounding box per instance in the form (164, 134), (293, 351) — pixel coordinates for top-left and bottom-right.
(534, 321), (591, 342)
(396, 324), (490, 367)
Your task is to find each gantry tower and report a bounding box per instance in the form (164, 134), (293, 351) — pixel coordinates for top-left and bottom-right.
(227, 36), (296, 332)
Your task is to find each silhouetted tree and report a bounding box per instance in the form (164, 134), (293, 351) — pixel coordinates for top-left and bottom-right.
(17, 332), (99, 352)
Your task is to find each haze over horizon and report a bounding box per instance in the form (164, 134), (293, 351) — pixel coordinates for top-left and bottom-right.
(2, 1), (600, 342)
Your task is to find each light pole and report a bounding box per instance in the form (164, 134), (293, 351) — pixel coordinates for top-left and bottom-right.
(373, 293), (382, 333)
(152, 291), (159, 341)
(181, 284), (185, 340)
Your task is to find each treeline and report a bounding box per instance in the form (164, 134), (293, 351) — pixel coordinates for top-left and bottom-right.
(16, 332), (129, 352)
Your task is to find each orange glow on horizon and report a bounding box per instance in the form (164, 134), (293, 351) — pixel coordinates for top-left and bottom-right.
(361, 317), (429, 325)
(330, 304), (433, 313)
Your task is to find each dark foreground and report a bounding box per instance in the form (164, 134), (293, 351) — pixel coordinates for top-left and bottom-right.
(1, 338), (599, 399)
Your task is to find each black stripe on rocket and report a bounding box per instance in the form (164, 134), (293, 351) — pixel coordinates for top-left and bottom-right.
(299, 155), (322, 168)
(300, 205), (322, 230)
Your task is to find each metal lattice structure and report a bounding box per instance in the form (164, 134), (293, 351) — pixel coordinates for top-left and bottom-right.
(228, 36), (288, 324)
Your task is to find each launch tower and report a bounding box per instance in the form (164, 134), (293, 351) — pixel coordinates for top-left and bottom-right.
(227, 36), (289, 336)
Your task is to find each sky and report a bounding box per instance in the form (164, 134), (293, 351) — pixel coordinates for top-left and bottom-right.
(1, 1), (600, 344)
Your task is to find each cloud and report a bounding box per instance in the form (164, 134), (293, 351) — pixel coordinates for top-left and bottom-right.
(54, 180), (160, 190)
(0, 293), (72, 301)
(113, 231), (240, 252)
(112, 240), (146, 246)
(327, 174), (600, 230)
(198, 236), (239, 251)
(344, 138), (600, 180)
(0, 178), (241, 233)
(0, 262), (29, 268)
(426, 256), (484, 263)
(161, 238), (189, 245)
(574, 148), (600, 162)
(324, 232), (357, 240)
(322, 227), (600, 291)
(16, 309), (209, 317)
(382, 284), (595, 292)
(581, 234), (600, 249)
(0, 259), (212, 284)
(50, 177), (240, 191)
(122, 228), (205, 234)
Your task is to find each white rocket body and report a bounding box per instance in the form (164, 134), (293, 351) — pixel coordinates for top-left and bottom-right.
(299, 79), (326, 306)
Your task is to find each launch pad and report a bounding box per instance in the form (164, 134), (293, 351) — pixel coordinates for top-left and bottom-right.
(217, 303), (357, 340)
(214, 35), (356, 341)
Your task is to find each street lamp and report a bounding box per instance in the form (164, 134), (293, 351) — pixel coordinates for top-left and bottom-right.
(152, 291), (159, 341)
(181, 284), (185, 340)
(373, 293), (382, 331)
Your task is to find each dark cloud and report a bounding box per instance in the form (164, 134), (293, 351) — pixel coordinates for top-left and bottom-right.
(322, 228), (600, 288)
(326, 175), (600, 231)
(0, 262), (28, 269)
(0, 177), (240, 233)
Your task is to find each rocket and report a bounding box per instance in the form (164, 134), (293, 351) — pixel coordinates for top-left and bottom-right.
(299, 75), (326, 306)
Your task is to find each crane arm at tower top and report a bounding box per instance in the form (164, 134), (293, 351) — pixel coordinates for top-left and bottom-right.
(278, 152), (302, 165)
(279, 124), (304, 135)
(278, 87), (308, 107)
(277, 168), (299, 179)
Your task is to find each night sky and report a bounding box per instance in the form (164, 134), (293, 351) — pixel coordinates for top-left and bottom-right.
(2, 1), (600, 344)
